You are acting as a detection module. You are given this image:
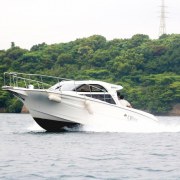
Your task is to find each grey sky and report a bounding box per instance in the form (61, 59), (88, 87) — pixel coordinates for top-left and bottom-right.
(0, 0), (179, 50)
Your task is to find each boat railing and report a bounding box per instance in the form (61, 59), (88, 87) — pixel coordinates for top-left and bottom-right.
(3, 72), (72, 90)
(3, 72), (109, 103)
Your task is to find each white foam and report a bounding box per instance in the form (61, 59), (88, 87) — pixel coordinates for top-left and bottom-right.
(78, 118), (180, 133)
(27, 117), (180, 133)
(27, 122), (45, 132)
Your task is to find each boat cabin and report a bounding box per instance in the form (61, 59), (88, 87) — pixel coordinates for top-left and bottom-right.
(50, 80), (123, 105)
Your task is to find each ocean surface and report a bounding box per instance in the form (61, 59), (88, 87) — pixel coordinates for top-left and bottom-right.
(0, 114), (180, 180)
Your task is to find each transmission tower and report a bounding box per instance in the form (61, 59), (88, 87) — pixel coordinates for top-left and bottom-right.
(159, 0), (167, 36)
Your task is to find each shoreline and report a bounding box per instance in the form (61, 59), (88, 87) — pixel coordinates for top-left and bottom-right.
(0, 112), (179, 117)
(1, 104), (179, 116)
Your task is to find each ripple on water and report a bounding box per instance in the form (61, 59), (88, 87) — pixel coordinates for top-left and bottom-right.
(0, 114), (180, 179)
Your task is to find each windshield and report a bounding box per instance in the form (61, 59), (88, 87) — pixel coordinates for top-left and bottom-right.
(75, 84), (107, 92)
(50, 82), (108, 92)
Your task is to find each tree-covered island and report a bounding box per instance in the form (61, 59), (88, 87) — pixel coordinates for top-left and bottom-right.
(0, 34), (180, 115)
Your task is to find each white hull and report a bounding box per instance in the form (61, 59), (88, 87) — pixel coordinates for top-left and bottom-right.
(6, 87), (157, 131)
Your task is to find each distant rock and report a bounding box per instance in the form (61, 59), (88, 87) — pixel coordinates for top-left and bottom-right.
(168, 104), (180, 116)
(21, 105), (29, 113)
(0, 108), (6, 113)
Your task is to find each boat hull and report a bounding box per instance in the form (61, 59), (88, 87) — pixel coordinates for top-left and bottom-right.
(33, 117), (79, 132)
(4, 87), (158, 131)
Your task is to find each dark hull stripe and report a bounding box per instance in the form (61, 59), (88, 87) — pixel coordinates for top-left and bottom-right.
(33, 118), (79, 132)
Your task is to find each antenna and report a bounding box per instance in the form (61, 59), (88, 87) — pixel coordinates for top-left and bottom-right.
(159, 0), (167, 36)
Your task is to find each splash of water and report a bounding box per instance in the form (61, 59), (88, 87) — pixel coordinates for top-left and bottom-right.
(27, 122), (45, 132)
(80, 121), (180, 133)
(28, 117), (180, 133)
(75, 117), (180, 133)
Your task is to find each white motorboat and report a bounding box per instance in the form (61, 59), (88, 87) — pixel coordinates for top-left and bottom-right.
(2, 72), (157, 131)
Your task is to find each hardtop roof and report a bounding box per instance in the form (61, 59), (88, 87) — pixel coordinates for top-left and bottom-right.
(59, 80), (123, 91)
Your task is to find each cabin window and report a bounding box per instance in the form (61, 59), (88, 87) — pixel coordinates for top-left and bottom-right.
(76, 84), (107, 92)
(90, 84), (107, 92)
(85, 94), (116, 104)
(76, 84), (91, 92)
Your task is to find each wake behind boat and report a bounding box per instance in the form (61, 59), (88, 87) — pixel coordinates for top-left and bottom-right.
(2, 72), (157, 131)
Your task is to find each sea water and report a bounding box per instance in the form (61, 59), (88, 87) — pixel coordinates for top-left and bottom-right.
(0, 114), (180, 180)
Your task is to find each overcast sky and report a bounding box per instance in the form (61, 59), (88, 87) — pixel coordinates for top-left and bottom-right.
(0, 0), (179, 50)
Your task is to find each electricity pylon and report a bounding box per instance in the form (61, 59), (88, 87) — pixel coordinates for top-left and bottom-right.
(159, 0), (167, 36)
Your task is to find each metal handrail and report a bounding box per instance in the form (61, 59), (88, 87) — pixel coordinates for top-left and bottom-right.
(3, 72), (72, 89)
(4, 72), (72, 81)
(3, 72), (107, 100)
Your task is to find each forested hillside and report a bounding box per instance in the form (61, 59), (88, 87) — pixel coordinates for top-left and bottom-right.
(0, 34), (180, 114)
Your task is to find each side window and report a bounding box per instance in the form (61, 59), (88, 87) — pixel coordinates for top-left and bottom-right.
(85, 94), (116, 104)
(104, 94), (116, 104)
(76, 84), (90, 92)
(75, 84), (107, 92)
(90, 84), (107, 92)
